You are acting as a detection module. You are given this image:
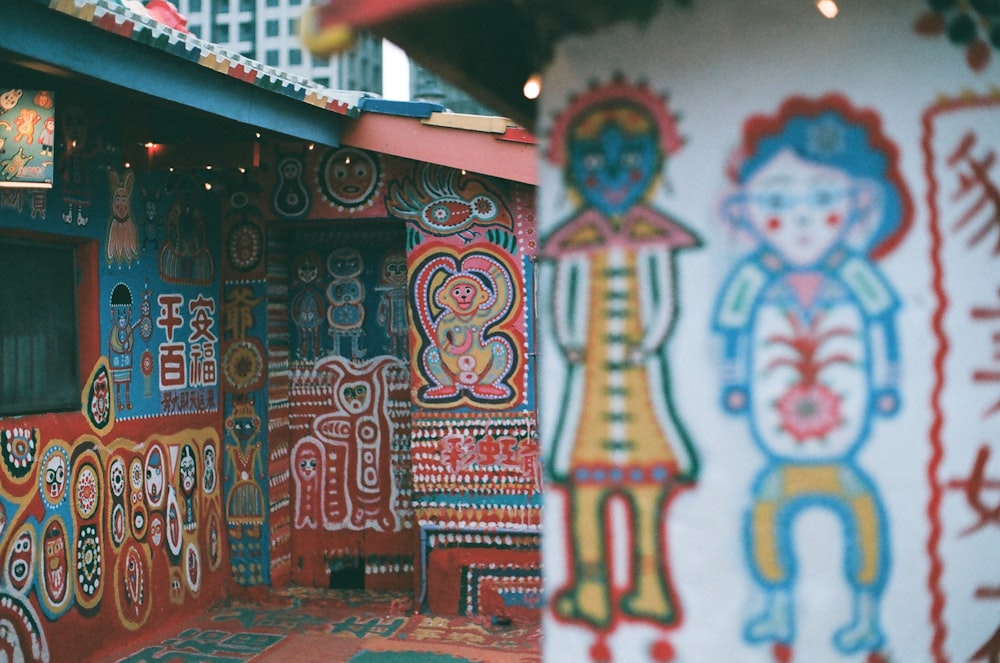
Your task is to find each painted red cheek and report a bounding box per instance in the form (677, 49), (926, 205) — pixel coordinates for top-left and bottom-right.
(826, 214), (840, 226)
(767, 217), (781, 232)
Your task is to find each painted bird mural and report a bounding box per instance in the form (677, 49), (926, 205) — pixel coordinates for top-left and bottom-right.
(386, 163), (515, 246)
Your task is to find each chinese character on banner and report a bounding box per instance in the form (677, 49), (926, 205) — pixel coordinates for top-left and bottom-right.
(926, 93), (1000, 662)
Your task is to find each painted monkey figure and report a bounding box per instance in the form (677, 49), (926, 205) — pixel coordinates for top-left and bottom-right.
(540, 80), (700, 645)
(713, 95), (911, 660)
(413, 253), (514, 401)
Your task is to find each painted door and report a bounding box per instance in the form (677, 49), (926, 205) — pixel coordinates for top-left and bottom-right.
(285, 221), (415, 591)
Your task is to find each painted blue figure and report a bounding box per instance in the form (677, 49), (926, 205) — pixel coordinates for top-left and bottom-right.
(712, 95), (912, 662)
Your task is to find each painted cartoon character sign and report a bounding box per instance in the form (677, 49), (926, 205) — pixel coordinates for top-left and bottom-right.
(540, 79), (700, 661)
(713, 95), (912, 662)
(410, 249), (518, 407)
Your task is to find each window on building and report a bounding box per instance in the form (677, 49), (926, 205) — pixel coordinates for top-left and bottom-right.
(266, 19), (280, 37)
(311, 54), (328, 67)
(289, 49), (302, 66)
(191, 25), (202, 39)
(288, 0), (302, 5)
(266, 0), (279, 6)
(239, 0), (253, 10)
(313, 77), (330, 87)
(239, 22), (253, 42)
(189, 0), (202, 11)
(265, 50), (279, 66)
(212, 23), (230, 44)
(288, 18), (299, 35)
(0, 236), (82, 416)
(216, 0), (230, 12)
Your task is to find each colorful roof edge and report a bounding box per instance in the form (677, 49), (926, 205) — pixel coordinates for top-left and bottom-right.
(41, 0), (365, 118)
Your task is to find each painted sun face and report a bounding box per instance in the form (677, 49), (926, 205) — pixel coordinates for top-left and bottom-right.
(742, 148), (854, 267)
(568, 118), (658, 217)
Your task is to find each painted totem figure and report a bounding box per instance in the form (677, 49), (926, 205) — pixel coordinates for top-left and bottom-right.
(412, 251), (515, 403)
(290, 252), (326, 360)
(713, 95), (911, 662)
(541, 79), (700, 658)
(326, 247), (366, 359)
(376, 248), (409, 359)
(225, 398), (265, 537)
(106, 169), (140, 267)
(302, 355), (403, 531)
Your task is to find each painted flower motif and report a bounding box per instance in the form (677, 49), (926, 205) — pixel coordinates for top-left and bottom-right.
(775, 382), (842, 442)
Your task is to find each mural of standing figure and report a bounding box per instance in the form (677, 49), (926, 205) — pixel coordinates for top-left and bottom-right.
(540, 78), (700, 660)
(109, 283), (151, 410)
(376, 248), (409, 359)
(712, 94), (912, 663)
(290, 252), (326, 360)
(326, 247), (366, 359)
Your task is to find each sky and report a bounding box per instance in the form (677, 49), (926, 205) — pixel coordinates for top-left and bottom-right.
(381, 40), (410, 100)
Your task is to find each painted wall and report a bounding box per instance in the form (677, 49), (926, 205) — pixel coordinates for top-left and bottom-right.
(0, 88), (229, 661)
(250, 142), (542, 614)
(537, 1), (998, 662)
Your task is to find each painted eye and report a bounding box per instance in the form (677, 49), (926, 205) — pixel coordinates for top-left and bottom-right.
(582, 153), (603, 170)
(621, 151), (643, 168)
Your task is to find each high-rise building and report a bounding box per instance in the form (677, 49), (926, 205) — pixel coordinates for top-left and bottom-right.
(175, 0), (383, 93)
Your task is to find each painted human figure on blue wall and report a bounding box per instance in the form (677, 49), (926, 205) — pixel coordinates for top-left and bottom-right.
(713, 95), (912, 662)
(541, 78), (700, 661)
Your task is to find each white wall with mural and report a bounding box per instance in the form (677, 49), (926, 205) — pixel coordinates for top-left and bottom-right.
(537, 1), (998, 662)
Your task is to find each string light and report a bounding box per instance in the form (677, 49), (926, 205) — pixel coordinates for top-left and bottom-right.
(816, 0), (838, 18)
(523, 73), (542, 100)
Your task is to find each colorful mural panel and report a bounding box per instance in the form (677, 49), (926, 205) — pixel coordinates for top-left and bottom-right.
(0, 89), (54, 186)
(925, 91), (1000, 663)
(409, 244), (523, 409)
(540, 78), (700, 659)
(0, 427), (223, 657)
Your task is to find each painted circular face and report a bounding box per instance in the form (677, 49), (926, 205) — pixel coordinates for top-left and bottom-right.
(319, 147), (379, 209)
(145, 447), (164, 506)
(180, 445), (197, 495)
(743, 148), (853, 267)
(113, 186), (129, 218)
(203, 444), (217, 494)
(43, 519), (69, 604)
(568, 117), (658, 217)
(40, 447), (68, 508)
(296, 447), (319, 481)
